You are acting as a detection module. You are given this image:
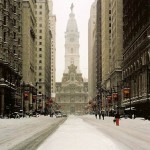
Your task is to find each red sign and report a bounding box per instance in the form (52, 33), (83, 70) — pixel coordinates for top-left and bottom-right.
(24, 92), (29, 96)
(49, 99), (53, 103)
(24, 92), (29, 100)
(88, 100), (93, 104)
(123, 88), (130, 98)
(32, 95), (37, 102)
(112, 93), (118, 101)
(107, 96), (112, 103)
(123, 88), (130, 94)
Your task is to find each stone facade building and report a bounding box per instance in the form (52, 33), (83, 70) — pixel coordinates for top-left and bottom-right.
(0, 0), (22, 116)
(36, 0), (51, 112)
(22, 0), (37, 113)
(100, 0), (112, 111)
(48, 0), (56, 99)
(95, 0), (123, 114)
(56, 65), (88, 114)
(55, 4), (88, 114)
(88, 0), (97, 101)
(122, 0), (150, 118)
(96, 0), (102, 111)
(106, 0), (123, 112)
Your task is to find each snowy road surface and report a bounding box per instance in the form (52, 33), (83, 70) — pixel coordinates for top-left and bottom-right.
(0, 116), (65, 150)
(38, 115), (150, 150)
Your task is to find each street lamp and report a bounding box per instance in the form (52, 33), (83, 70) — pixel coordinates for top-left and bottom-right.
(20, 81), (26, 117)
(0, 78), (5, 117)
(147, 35), (150, 119)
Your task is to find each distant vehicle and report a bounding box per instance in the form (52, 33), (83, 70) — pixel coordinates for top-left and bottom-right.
(55, 113), (62, 118)
(10, 112), (20, 119)
(19, 110), (25, 117)
(62, 113), (67, 117)
(32, 111), (39, 117)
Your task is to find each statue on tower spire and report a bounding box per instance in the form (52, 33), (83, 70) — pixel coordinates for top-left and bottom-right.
(70, 3), (74, 12)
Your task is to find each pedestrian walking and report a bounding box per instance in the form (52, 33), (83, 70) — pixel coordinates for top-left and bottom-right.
(98, 111), (101, 119)
(95, 112), (97, 119)
(101, 111), (105, 120)
(115, 112), (120, 126)
(132, 114), (135, 119)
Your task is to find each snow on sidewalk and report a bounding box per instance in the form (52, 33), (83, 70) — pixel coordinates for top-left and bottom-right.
(37, 115), (119, 150)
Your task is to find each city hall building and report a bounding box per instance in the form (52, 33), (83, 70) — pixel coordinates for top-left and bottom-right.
(55, 4), (88, 115)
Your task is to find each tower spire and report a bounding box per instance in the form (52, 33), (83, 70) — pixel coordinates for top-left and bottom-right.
(70, 3), (74, 12)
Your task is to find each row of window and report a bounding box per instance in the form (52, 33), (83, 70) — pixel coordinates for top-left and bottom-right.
(4, 0), (21, 10)
(35, 11), (43, 15)
(3, 32), (21, 44)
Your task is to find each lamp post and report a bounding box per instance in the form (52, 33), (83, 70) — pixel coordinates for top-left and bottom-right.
(0, 78), (5, 117)
(146, 36), (150, 119)
(21, 81), (25, 117)
(96, 88), (101, 113)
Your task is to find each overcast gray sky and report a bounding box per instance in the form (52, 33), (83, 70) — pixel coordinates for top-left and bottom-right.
(53, 0), (95, 82)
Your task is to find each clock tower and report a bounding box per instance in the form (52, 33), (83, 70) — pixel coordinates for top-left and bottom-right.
(64, 4), (80, 73)
(55, 4), (88, 115)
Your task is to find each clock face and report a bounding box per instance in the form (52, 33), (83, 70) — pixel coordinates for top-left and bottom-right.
(70, 38), (74, 42)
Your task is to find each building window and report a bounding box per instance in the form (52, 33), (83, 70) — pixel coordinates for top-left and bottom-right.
(18, 14), (21, 20)
(18, 2), (21, 8)
(39, 30), (42, 33)
(39, 17), (42, 21)
(13, 32), (16, 39)
(39, 60), (42, 63)
(14, 6), (16, 13)
(4, 0), (6, 9)
(39, 11), (42, 15)
(39, 36), (42, 39)
(39, 54), (42, 57)
(4, 16), (6, 25)
(39, 5), (42, 9)
(71, 48), (73, 53)
(18, 38), (21, 45)
(39, 42), (42, 45)
(39, 66), (42, 70)
(3, 32), (6, 42)
(39, 24), (42, 27)
(39, 48), (42, 51)
(14, 19), (16, 26)
(18, 26), (21, 32)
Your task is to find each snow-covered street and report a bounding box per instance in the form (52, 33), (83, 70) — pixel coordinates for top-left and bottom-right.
(0, 116), (65, 150)
(38, 115), (150, 150)
(0, 115), (150, 150)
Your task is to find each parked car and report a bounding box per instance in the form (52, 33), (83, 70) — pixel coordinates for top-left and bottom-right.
(56, 113), (62, 118)
(19, 110), (26, 117)
(62, 113), (67, 117)
(32, 111), (39, 117)
(10, 112), (20, 119)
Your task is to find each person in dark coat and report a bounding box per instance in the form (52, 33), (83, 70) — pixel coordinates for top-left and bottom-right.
(98, 111), (101, 119)
(101, 111), (105, 120)
(95, 112), (97, 119)
(115, 113), (120, 126)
